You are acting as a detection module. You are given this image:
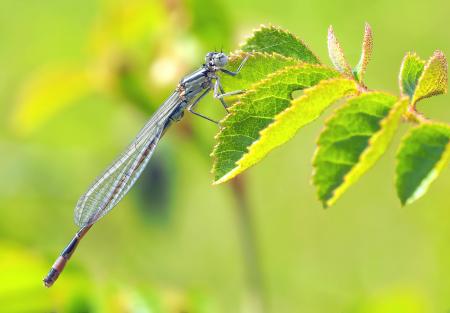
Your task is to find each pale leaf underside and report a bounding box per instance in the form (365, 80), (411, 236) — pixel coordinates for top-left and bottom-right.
(327, 26), (352, 76)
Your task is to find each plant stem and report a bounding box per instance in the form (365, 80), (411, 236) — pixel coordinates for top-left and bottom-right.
(230, 175), (267, 313)
(405, 104), (430, 124)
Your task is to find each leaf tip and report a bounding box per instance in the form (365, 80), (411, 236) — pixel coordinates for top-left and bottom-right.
(411, 49), (448, 104)
(398, 51), (425, 98)
(327, 25), (336, 44)
(354, 22), (374, 82)
(327, 25), (352, 76)
(431, 49), (448, 92)
(212, 168), (240, 185)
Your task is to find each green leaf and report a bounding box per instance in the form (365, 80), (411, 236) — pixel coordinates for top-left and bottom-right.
(396, 123), (450, 205)
(313, 93), (408, 207)
(411, 50), (448, 104)
(239, 25), (320, 64)
(214, 78), (358, 184)
(399, 52), (425, 98)
(353, 23), (373, 83)
(212, 64), (341, 183)
(327, 25), (352, 76)
(11, 68), (92, 135)
(219, 52), (300, 93)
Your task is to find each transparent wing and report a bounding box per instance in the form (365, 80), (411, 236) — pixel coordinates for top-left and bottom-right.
(74, 92), (181, 227)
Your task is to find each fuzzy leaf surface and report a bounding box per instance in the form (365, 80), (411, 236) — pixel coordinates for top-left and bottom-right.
(313, 93), (408, 207)
(396, 123), (450, 205)
(353, 23), (373, 82)
(412, 51), (448, 104)
(327, 26), (352, 76)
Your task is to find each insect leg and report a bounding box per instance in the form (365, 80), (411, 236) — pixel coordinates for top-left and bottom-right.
(187, 87), (219, 125)
(220, 54), (249, 76)
(213, 78), (231, 112)
(213, 76), (246, 111)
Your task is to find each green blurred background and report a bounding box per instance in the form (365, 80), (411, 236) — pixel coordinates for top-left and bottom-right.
(0, 0), (449, 312)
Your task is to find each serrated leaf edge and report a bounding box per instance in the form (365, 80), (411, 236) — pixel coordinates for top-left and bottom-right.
(211, 63), (337, 183)
(236, 24), (321, 63)
(313, 94), (408, 207)
(353, 23), (373, 83)
(327, 25), (353, 77)
(398, 52), (425, 97)
(213, 77), (358, 184)
(411, 50), (448, 104)
(395, 122), (450, 205)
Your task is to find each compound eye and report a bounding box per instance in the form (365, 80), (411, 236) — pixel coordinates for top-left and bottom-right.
(216, 53), (228, 67)
(205, 52), (214, 63)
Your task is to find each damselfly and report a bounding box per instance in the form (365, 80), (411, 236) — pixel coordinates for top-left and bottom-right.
(43, 51), (248, 287)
